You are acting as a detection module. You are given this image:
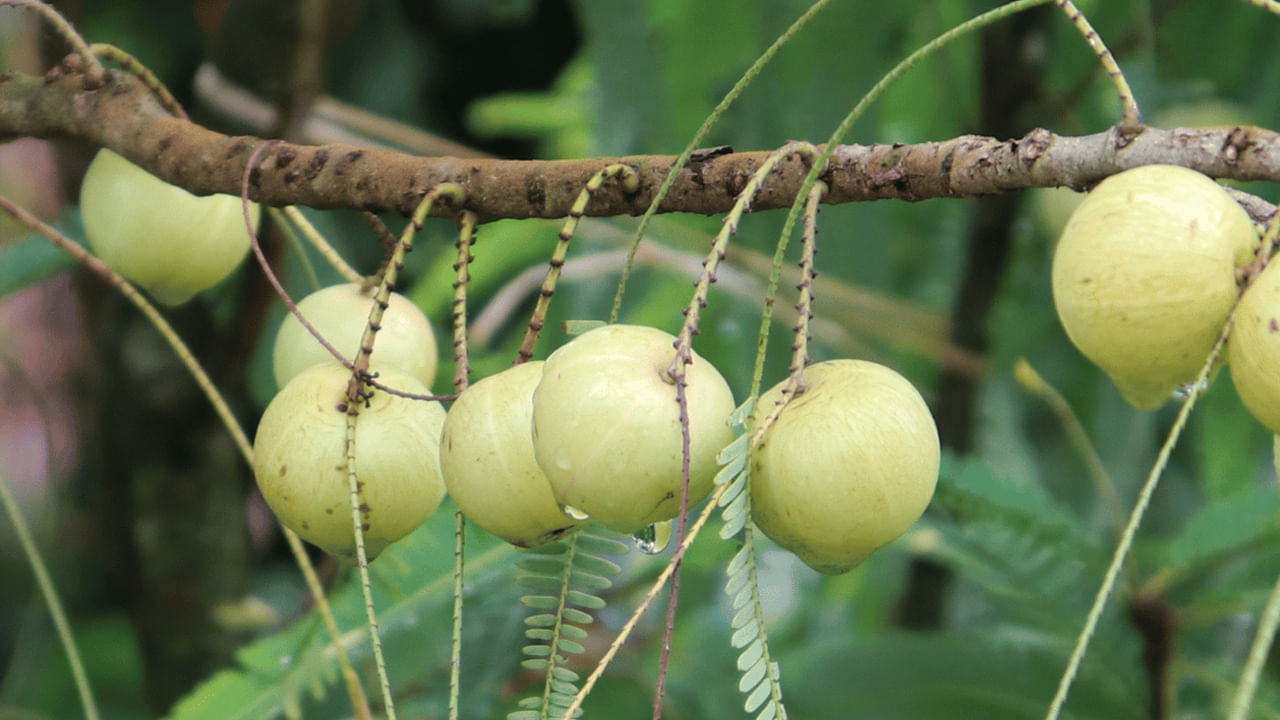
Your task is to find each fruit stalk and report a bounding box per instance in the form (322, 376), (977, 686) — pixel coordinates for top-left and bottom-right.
(518, 163), (637, 363)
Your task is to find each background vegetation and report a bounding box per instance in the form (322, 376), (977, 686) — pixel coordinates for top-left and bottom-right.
(1, 1), (1278, 718)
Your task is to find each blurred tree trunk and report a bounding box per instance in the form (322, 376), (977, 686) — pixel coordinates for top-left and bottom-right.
(896, 4), (1053, 630)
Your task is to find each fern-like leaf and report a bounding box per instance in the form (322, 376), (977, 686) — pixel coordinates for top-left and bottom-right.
(924, 453), (1111, 635)
(510, 527), (626, 720)
(714, 401), (789, 720)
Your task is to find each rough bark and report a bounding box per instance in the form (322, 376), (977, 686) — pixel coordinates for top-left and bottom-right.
(5, 61), (1280, 223)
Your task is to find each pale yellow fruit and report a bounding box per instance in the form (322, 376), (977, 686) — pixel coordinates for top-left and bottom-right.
(252, 363), (446, 560)
(81, 148), (260, 306)
(272, 283), (438, 390)
(1229, 257), (1280, 433)
(441, 362), (585, 547)
(531, 324), (735, 534)
(1051, 165), (1258, 409)
(750, 360), (939, 575)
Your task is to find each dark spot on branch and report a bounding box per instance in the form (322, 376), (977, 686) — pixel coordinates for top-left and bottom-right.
(157, 135), (174, 153)
(276, 146), (296, 168)
(283, 169), (299, 185)
(527, 177), (546, 210)
(1223, 127), (1253, 166)
(304, 149), (330, 181)
(224, 139), (249, 159)
(1018, 128), (1052, 162)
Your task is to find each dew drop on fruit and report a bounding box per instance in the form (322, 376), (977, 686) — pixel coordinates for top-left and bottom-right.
(560, 503), (590, 521)
(633, 520), (672, 555)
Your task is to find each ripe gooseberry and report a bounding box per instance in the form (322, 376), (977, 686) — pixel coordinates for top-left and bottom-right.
(530, 324), (735, 534)
(252, 362), (446, 560)
(440, 361), (585, 548)
(750, 359), (939, 575)
(272, 283), (438, 390)
(1051, 165), (1259, 409)
(1229, 256), (1280, 433)
(80, 149), (260, 306)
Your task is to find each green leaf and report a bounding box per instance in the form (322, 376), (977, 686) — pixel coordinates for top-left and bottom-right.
(0, 210), (84, 297)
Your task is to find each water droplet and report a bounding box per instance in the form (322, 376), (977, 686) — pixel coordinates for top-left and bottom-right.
(1172, 378), (1209, 400)
(560, 504), (590, 521)
(633, 521), (672, 554)
(553, 448), (573, 472)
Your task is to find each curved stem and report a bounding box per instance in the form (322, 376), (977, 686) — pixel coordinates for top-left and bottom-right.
(560, 481), (728, 720)
(0, 194), (372, 719)
(89, 43), (186, 119)
(1, 0), (104, 86)
(1043, 321), (1237, 719)
(608, 0), (834, 322)
(1053, 0), (1142, 133)
(0, 467), (99, 720)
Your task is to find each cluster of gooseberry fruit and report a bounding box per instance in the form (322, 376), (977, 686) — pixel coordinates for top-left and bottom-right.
(78, 145), (942, 573)
(439, 323), (940, 576)
(1051, 164), (1280, 434)
(257, 316), (941, 574)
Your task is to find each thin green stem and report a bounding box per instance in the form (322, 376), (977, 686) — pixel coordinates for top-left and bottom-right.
(1053, 1), (1142, 133)
(337, 185), (465, 720)
(267, 208), (322, 291)
(1227, 570), (1280, 720)
(0, 467), (99, 720)
(539, 535), (579, 720)
(0, 0), (104, 86)
(0, 194), (372, 720)
(560, 481), (728, 720)
(452, 210), (478, 388)
(449, 510), (465, 720)
(448, 208), (477, 720)
(608, 0), (833, 323)
(1043, 322), (1238, 719)
(753, 0), (1053, 397)
(1013, 358), (1125, 537)
(282, 206), (365, 285)
(520, 164), (637, 362)
(749, 180), (824, 447)
(343, 408), (395, 720)
(89, 43), (186, 119)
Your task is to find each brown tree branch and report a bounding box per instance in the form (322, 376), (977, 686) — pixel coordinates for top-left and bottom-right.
(6, 61), (1280, 222)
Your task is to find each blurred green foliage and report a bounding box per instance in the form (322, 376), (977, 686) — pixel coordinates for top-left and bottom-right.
(2, 1), (1280, 719)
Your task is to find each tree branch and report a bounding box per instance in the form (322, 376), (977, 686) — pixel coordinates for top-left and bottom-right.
(6, 61), (1280, 222)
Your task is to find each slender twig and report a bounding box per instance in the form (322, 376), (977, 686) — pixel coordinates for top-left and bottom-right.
(448, 210), (478, 720)
(282, 206), (365, 284)
(1043, 317), (1241, 719)
(267, 208), (322, 291)
(451, 211), (478, 386)
(336, 185), (465, 720)
(0, 466), (99, 720)
(1013, 358), (1125, 536)
(341, 406), (395, 720)
(0, 0), (104, 86)
(1222, 183), (1280, 720)
(518, 163), (637, 363)
(608, 0), (834, 322)
(560, 482), (728, 720)
(750, 180), (825, 448)
(89, 43), (186, 119)
(0, 194), (371, 720)
(1053, 0), (1142, 134)
(1226, 521), (1280, 718)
